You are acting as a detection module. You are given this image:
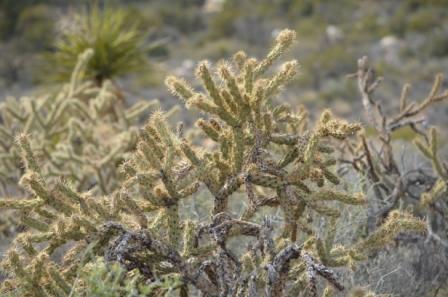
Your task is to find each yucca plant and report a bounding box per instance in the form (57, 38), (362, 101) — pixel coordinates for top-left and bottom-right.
(47, 4), (148, 85)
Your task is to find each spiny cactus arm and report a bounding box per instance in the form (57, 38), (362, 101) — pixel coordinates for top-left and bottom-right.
(118, 191), (148, 228)
(196, 61), (222, 105)
(415, 127), (448, 180)
(263, 60), (299, 100)
(0, 171), (129, 291)
(64, 98), (95, 123)
(44, 97), (75, 129)
(165, 76), (195, 101)
(96, 145), (126, 169)
(124, 100), (158, 123)
(316, 110), (362, 140)
(29, 100), (48, 130)
(270, 133), (303, 145)
(414, 128), (448, 207)
(0, 198), (44, 209)
(316, 217), (345, 265)
(6, 249), (72, 296)
(253, 29), (296, 78)
(19, 172), (75, 216)
(1, 250), (49, 297)
(219, 62), (251, 119)
(69, 48), (94, 96)
(16, 133), (41, 175)
(421, 179), (447, 206)
(309, 189), (366, 205)
(310, 205), (341, 221)
(0, 125), (15, 148)
(353, 210), (426, 254)
(2, 99), (28, 122)
(46, 261), (73, 295)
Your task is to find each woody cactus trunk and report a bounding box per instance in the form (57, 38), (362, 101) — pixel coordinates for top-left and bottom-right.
(0, 29), (426, 297)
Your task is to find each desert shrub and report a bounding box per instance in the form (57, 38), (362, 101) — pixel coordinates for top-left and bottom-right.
(0, 29), (427, 297)
(340, 56), (448, 233)
(337, 56), (448, 295)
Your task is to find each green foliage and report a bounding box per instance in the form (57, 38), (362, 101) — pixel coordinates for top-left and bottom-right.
(47, 5), (148, 84)
(72, 257), (183, 296)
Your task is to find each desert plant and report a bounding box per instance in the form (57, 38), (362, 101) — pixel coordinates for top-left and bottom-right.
(414, 127), (448, 248)
(336, 56), (448, 295)
(0, 29), (426, 297)
(70, 257), (184, 297)
(340, 56), (448, 230)
(0, 48), (158, 196)
(47, 4), (148, 85)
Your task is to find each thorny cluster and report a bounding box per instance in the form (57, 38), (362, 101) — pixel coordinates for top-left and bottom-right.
(0, 30), (427, 297)
(0, 49), (160, 240)
(0, 49), (158, 196)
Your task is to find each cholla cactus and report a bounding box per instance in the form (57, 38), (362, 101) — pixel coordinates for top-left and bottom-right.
(0, 49), (159, 195)
(0, 30), (426, 297)
(414, 128), (448, 247)
(415, 127), (447, 206)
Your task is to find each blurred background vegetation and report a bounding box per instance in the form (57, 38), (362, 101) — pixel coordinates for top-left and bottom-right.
(1, 0), (447, 128)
